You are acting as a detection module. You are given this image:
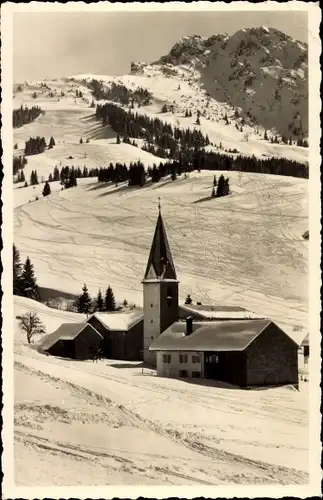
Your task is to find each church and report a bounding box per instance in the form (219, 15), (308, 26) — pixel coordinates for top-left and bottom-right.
(38, 206), (300, 388)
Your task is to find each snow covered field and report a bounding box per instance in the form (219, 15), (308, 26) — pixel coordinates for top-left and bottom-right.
(12, 76), (309, 487)
(14, 298), (309, 486)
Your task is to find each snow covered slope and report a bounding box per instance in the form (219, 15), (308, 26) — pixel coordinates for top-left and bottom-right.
(14, 170), (308, 338)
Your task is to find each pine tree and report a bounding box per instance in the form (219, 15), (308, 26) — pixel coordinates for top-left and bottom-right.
(105, 286), (116, 311)
(20, 257), (40, 300)
(79, 137), (83, 144)
(13, 244), (22, 295)
(96, 289), (105, 312)
(264, 130), (268, 141)
(196, 115), (200, 125)
(211, 186), (216, 198)
(42, 181), (51, 197)
(77, 284), (92, 314)
(48, 136), (56, 149)
(117, 134), (121, 144)
(185, 294), (192, 305)
(213, 175), (217, 187)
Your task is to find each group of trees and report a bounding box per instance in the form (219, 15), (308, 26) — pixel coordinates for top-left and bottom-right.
(211, 174), (230, 198)
(13, 245), (40, 300)
(13, 105), (44, 128)
(30, 170), (39, 186)
(95, 102), (210, 156)
(13, 155), (27, 176)
(24, 136), (47, 156)
(76, 284), (117, 314)
(48, 164), (98, 184)
(88, 79), (152, 107)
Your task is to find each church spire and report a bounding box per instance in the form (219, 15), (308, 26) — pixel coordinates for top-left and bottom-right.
(143, 203), (177, 281)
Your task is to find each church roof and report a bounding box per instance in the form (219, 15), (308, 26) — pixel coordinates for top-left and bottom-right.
(144, 210), (177, 280)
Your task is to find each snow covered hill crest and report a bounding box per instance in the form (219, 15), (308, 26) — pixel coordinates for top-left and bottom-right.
(131, 26), (308, 139)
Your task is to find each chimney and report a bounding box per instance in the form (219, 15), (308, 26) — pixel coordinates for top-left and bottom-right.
(186, 316), (193, 336)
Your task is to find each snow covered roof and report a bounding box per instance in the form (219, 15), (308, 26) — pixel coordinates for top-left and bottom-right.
(149, 319), (295, 352)
(89, 311), (143, 332)
(179, 304), (264, 320)
(37, 322), (102, 351)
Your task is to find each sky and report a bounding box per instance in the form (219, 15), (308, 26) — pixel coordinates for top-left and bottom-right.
(13, 10), (308, 82)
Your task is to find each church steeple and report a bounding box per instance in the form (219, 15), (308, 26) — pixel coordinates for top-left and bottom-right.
(143, 202), (177, 281)
(142, 201), (179, 366)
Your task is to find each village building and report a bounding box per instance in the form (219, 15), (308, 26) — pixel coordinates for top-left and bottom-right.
(37, 322), (103, 360)
(87, 310), (143, 360)
(149, 317), (299, 387)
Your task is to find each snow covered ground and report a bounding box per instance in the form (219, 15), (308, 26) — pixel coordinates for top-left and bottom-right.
(14, 298), (309, 487)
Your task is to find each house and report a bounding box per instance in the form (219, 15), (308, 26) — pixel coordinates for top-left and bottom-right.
(87, 310), (143, 360)
(178, 303), (265, 321)
(149, 317), (299, 388)
(37, 322), (103, 360)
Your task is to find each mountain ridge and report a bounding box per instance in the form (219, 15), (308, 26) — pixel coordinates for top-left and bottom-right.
(130, 26), (308, 139)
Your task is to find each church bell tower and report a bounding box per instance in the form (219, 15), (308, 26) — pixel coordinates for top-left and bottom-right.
(142, 203), (179, 366)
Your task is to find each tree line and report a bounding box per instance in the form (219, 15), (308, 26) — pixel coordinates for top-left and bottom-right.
(13, 155), (27, 175)
(13, 105), (44, 128)
(95, 102), (307, 178)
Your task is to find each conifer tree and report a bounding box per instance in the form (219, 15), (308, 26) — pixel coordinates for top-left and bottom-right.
(264, 130), (268, 141)
(96, 289), (105, 312)
(105, 286), (116, 311)
(212, 186), (216, 198)
(20, 256), (40, 300)
(213, 175), (217, 187)
(79, 137), (83, 144)
(42, 181), (51, 197)
(77, 284), (92, 314)
(117, 134), (121, 144)
(13, 244), (22, 295)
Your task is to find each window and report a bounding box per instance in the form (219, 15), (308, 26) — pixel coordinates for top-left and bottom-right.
(192, 355), (201, 364)
(179, 370), (188, 378)
(304, 346), (309, 357)
(211, 355), (219, 363)
(163, 354), (171, 364)
(179, 354), (188, 363)
(192, 371), (201, 378)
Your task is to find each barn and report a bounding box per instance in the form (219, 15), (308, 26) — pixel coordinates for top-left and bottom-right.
(87, 310), (143, 360)
(37, 322), (103, 360)
(149, 317), (299, 388)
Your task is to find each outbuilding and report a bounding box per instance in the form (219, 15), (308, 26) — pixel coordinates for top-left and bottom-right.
(149, 317), (299, 388)
(87, 310), (143, 360)
(37, 322), (103, 360)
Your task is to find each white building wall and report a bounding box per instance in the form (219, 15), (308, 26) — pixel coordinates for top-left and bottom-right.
(143, 282), (161, 365)
(156, 350), (204, 379)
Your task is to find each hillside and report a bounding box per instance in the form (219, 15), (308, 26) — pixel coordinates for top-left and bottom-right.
(149, 27), (308, 140)
(14, 170), (308, 337)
